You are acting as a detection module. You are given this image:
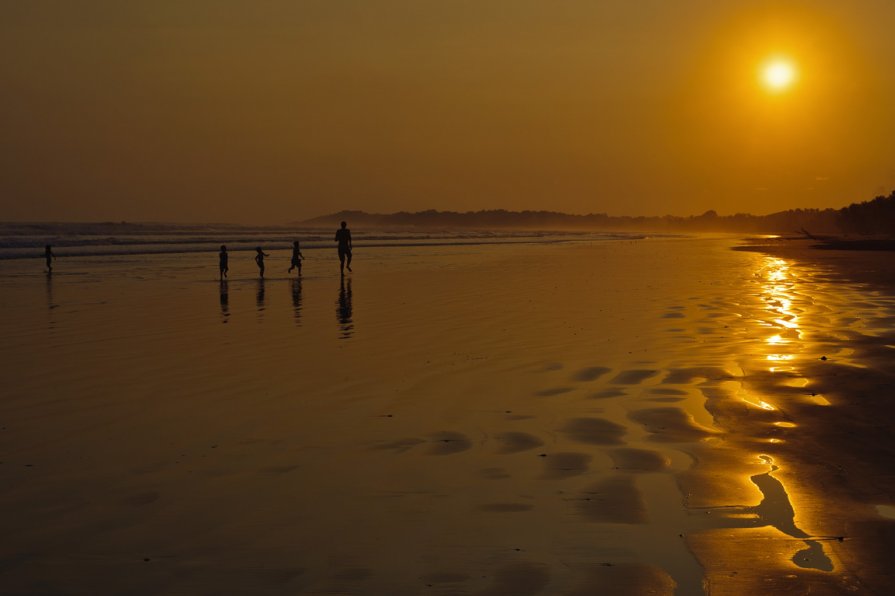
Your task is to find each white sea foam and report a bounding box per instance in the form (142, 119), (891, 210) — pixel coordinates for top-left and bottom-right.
(0, 222), (651, 259)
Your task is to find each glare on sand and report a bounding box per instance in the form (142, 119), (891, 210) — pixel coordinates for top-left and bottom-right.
(761, 58), (797, 92)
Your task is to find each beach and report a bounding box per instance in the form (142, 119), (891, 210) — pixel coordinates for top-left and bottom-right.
(2, 235), (894, 595)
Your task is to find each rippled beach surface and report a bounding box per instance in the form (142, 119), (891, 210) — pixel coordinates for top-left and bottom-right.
(1, 236), (894, 594)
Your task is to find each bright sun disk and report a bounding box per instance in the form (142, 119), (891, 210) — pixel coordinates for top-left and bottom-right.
(762, 59), (796, 91)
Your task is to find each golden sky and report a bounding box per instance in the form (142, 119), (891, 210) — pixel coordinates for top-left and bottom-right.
(2, 1), (894, 222)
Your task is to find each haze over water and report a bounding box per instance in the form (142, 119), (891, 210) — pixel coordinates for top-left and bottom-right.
(4, 1), (895, 594)
(4, 1), (895, 221)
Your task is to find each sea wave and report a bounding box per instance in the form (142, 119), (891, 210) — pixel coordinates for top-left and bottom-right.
(0, 222), (652, 259)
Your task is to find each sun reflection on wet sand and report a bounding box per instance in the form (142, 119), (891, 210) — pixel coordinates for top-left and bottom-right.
(747, 258), (839, 568)
(704, 247), (895, 584)
(687, 254), (847, 579)
(762, 257), (802, 344)
(693, 455), (834, 572)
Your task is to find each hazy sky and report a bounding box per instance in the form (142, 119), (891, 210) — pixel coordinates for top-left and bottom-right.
(2, 1), (894, 223)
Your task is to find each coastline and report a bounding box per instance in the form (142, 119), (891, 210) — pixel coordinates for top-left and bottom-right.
(735, 235), (895, 290)
(1, 236), (894, 594)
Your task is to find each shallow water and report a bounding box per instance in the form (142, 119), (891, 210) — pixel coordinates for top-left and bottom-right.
(0, 223), (646, 259)
(1, 237), (893, 594)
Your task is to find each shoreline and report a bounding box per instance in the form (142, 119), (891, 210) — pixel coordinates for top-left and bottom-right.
(2, 237), (894, 594)
(735, 235), (895, 291)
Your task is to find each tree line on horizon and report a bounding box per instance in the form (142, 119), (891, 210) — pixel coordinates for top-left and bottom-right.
(3, 191), (892, 237)
(305, 191), (895, 236)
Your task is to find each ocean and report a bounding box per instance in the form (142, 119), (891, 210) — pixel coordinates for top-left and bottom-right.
(0, 222), (649, 260)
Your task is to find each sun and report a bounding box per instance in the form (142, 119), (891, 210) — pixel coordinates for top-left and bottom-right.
(761, 59), (797, 92)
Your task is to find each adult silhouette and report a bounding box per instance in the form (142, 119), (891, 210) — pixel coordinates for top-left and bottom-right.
(335, 221), (352, 275)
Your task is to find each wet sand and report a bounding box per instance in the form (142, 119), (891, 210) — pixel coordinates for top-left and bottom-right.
(1, 236), (894, 594)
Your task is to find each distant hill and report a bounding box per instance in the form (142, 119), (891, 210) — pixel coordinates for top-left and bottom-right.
(302, 191), (895, 236)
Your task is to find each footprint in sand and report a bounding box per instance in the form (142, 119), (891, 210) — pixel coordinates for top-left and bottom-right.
(662, 306), (686, 318)
(376, 433), (473, 455)
(561, 417), (627, 445)
(543, 452), (591, 479)
(609, 448), (670, 472)
(628, 408), (715, 442)
(481, 467), (511, 480)
(610, 369), (659, 385)
(494, 431), (544, 454)
(571, 366), (612, 382)
(505, 413), (536, 421)
(650, 388), (688, 396)
(647, 387), (688, 403)
(590, 389), (627, 399)
(576, 475), (647, 524)
(662, 366), (733, 384)
(534, 387), (573, 397)
(427, 431), (472, 455)
(374, 438), (426, 453)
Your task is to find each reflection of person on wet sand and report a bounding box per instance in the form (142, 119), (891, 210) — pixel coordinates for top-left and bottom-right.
(256, 278), (266, 310)
(45, 272), (54, 310)
(336, 277), (353, 338)
(287, 240), (304, 276)
(45, 245), (56, 273)
(254, 247), (270, 278)
(335, 221), (352, 275)
(219, 245), (229, 280)
(219, 280), (229, 321)
(291, 278), (302, 325)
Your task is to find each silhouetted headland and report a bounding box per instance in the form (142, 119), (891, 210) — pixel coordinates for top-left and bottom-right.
(301, 190), (895, 236)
